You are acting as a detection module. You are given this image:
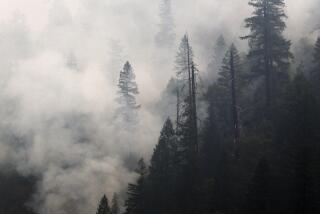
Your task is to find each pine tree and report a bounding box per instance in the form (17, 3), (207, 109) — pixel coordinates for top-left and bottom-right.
(206, 44), (245, 159)
(242, 0), (292, 106)
(124, 159), (148, 214)
(217, 45), (244, 92)
(218, 44), (244, 158)
(201, 46), (247, 212)
(111, 193), (120, 214)
(215, 35), (227, 54)
(175, 35), (193, 136)
(155, 0), (175, 48)
(174, 35), (199, 214)
(175, 35), (193, 96)
(150, 119), (175, 178)
(96, 195), (112, 214)
(207, 35), (227, 80)
(149, 118), (177, 214)
(116, 61), (140, 124)
(175, 35), (198, 158)
(214, 35), (227, 68)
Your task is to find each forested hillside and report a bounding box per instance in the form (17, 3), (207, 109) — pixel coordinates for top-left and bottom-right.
(0, 0), (319, 214)
(98, 0), (320, 214)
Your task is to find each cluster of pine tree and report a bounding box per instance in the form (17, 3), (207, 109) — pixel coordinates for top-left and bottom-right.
(96, 193), (120, 214)
(98, 0), (320, 214)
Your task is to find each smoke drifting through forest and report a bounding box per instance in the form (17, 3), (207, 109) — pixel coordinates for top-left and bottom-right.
(0, 0), (319, 214)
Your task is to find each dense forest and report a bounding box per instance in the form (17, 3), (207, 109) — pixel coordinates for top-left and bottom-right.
(97, 0), (320, 214)
(0, 0), (320, 214)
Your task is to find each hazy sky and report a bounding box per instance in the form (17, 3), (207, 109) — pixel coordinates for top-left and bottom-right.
(0, 0), (318, 214)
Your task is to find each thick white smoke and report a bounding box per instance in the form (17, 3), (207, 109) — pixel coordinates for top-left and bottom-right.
(0, 0), (318, 213)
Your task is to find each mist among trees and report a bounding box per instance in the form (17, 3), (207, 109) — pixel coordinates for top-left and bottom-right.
(0, 0), (320, 214)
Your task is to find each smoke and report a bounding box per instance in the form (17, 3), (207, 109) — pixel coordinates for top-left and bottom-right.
(0, 0), (318, 213)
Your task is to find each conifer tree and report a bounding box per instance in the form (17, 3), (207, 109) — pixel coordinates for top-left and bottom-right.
(218, 44), (243, 158)
(174, 35), (199, 214)
(215, 35), (227, 56)
(124, 159), (148, 214)
(96, 195), (112, 214)
(214, 35), (227, 68)
(111, 193), (120, 214)
(155, 0), (175, 48)
(175, 35), (193, 136)
(175, 35), (198, 158)
(149, 118), (177, 214)
(206, 44), (245, 159)
(175, 35), (193, 97)
(116, 61), (140, 124)
(242, 0), (292, 106)
(207, 35), (228, 80)
(150, 119), (175, 178)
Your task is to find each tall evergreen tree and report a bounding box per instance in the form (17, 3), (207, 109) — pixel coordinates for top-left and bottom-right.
(242, 0), (292, 106)
(150, 119), (175, 178)
(124, 159), (148, 214)
(175, 34), (194, 98)
(175, 35), (198, 158)
(175, 35), (192, 136)
(111, 193), (120, 214)
(174, 35), (199, 214)
(116, 61), (140, 124)
(215, 35), (227, 55)
(206, 44), (246, 157)
(207, 35), (227, 77)
(155, 0), (175, 48)
(149, 118), (177, 214)
(214, 35), (228, 68)
(218, 44), (244, 158)
(96, 195), (111, 214)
